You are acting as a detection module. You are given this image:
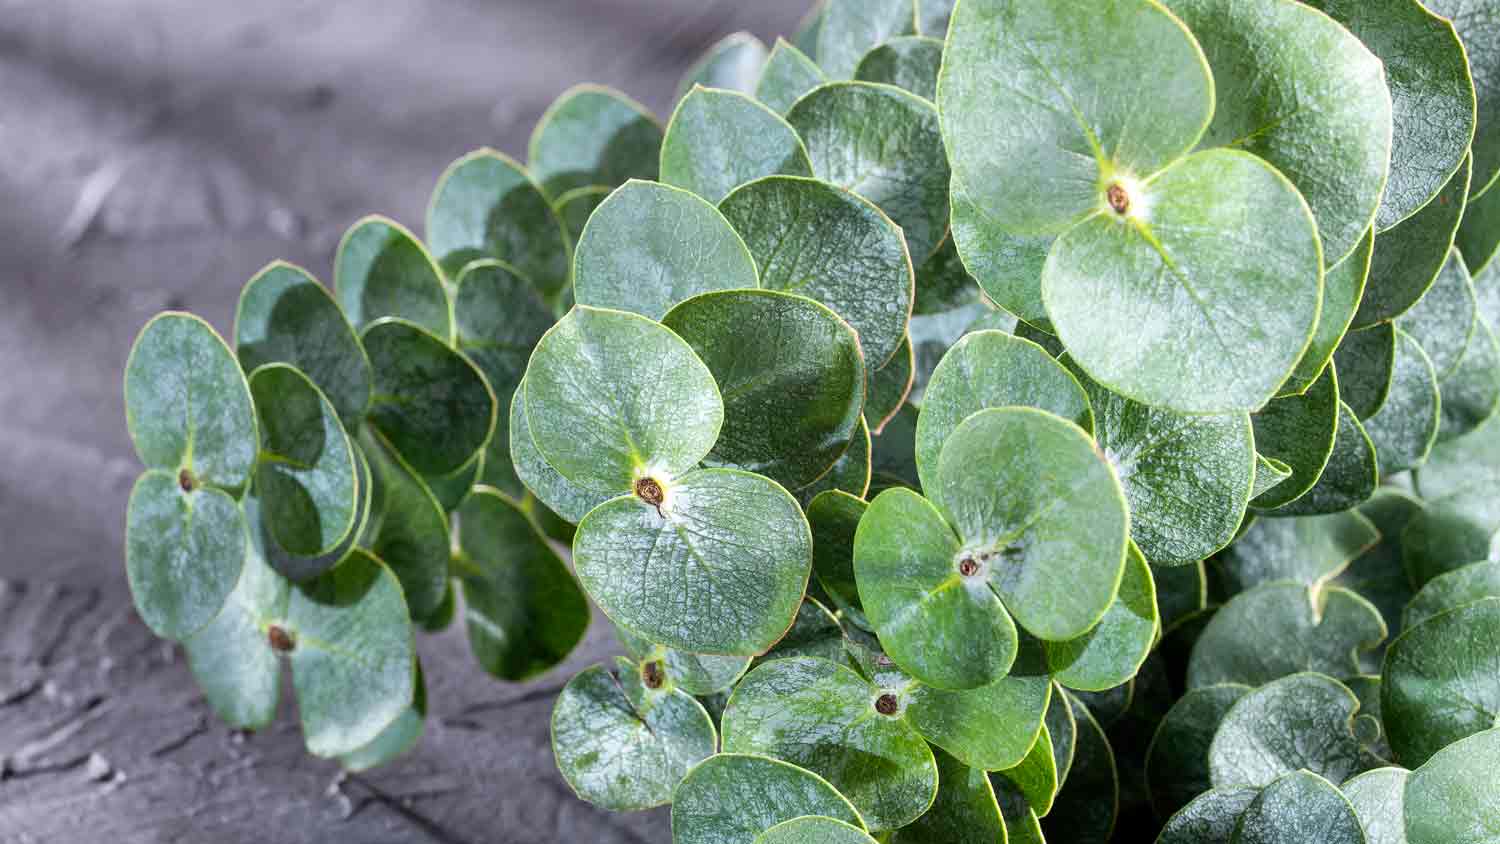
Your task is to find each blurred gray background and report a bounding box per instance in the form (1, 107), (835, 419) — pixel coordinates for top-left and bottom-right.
(0, 1), (809, 840)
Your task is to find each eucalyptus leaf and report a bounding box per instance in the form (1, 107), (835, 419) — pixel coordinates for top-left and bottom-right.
(1216, 510), (1379, 596)
(903, 655), (1053, 772)
(360, 430), (450, 621)
(721, 656), (937, 831)
(1335, 323), (1398, 420)
(1146, 683), (1251, 820)
(1157, 787), (1260, 844)
(573, 468), (810, 656)
(1355, 153), (1471, 327)
(1341, 767), (1409, 844)
(124, 312), (258, 491)
(1251, 363), (1340, 510)
(1439, 313), (1500, 441)
(1041, 692), (1119, 844)
(248, 364), (358, 558)
(553, 184), (611, 248)
(915, 330), (1093, 494)
(508, 378), (613, 522)
(362, 318), (496, 477)
(1169, 0), (1392, 265)
(807, 490), (866, 621)
(457, 488), (589, 682)
(1187, 582), (1386, 688)
(756, 598), (850, 669)
(854, 37), (942, 102)
(866, 338), (914, 437)
(816, 0), (915, 80)
(234, 261), (371, 427)
(1332, 488), (1425, 638)
(994, 779), (1047, 844)
(1398, 247), (1477, 378)
(891, 748), (1006, 844)
(1458, 169), (1500, 275)
(334, 216), (451, 341)
(1363, 329), (1442, 476)
(787, 81), (950, 263)
(664, 289), (865, 490)
(125, 471), (247, 641)
(720, 176), (912, 368)
(1044, 542), (1157, 692)
(1280, 228), (1373, 397)
(1154, 560), (1209, 634)
(1208, 672), (1369, 789)
(1251, 455), (1295, 501)
(795, 418), (871, 506)
(1425, 0), (1500, 196)
(617, 627), (751, 697)
(1272, 401), (1379, 516)
(756, 38), (826, 115)
(425, 148), (569, 296)
(661, 87), (813, 206)
(679, 32), (768, 98)
(527, 84), (663, 200)
(1382, 597), (1500, 767)
(551, 657), (715, 812)
(1231, 770), (1364, 844)
(756, 817), (878, 844)
(574, 180), (760, 320)
(1399, 504), (1497, 590)
(948, 178), (1052, 328)
(285, 548), (415, 758)
(671, 754), (866, 844)
(1403, 727), (1500, 844)
(526, 305), (723, 494)
(1404, 560), (1500, 629)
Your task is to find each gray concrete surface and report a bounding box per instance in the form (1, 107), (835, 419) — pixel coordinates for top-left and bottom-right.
(0, 2), (809, 840)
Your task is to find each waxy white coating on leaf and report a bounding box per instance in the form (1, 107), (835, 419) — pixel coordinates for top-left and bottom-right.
(661, 88), (813, 205)
(1208, 672), (1369, 789)
(671, 754), (867, 844)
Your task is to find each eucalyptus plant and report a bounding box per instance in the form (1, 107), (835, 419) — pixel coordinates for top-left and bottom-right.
(121, 0), (1500, 839)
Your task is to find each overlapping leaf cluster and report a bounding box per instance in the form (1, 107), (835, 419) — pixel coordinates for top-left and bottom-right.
(121, 0), (1500, 839)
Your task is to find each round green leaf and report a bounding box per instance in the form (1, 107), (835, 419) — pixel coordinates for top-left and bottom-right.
(1414, 406), (1500, 532)
(948, 178), (1053, 328)
(756, 817), (877, 844)
(1045, 681), (1079, 785)
(1158, 786), (1260, 844)
(248, 364), (358, 558)
(1171, 0), (1392, 264)
(1356, 154), (1472, 327)
(125, 470), (247, 641)
(338, 659), (427, 773)
(915, 330), (1093, 493)
(1405, 560), (1500, 630)
(1155, 560), (1209, 634)
(892, 749), (1006, 844)
(853, 487), (1018, 690)
(1209, 673), (1368, 788)
(334, 216), (451, 341)
(362, 318), (495, 476)
(1146, 683), (1251, 820)
(853, 37), (942, 101)
(553, 184), (611, 247)
(1301, 0), (1475, 230)
(1188, 582), (1386, 688)
(1274, 401), (1379, 516)
(182, 498), (288, 730)
(931, 407), (1130, 643)
(1439, 314), (1500, 442)
(1335, 323), (1398, 420)
(1400, 504), (1497, 591)
(1045, 542), (1158, 692)
(1251, 364), (1340, 510)
(816, 0), (915, 80)
(661, 87), (813, 205)
(574, 468), (810, 655)
(722, 657), (937, 831)
(992, 723), (1059, 817)
(664, 290), (865, 490)
(1333, 488), (1424, 637)
(234, 261), (371, 427)
(124, 312), (258, 490)
(1459, 168), (1500, 275)
(507, 377), (612, 522)
(939, 0), (1212, 236)
(795, 417), (872, 506)
(1041, 692), (1119, 844)
(286, 548), (415, 758)
(787, 82), (949, 263)
(678, 32), (768, 98)
(574, 181), (760, 320)
(1043, 149), (1323, 414)
(424, 149), (569, 295)
(1216, 511), (1379, 595)
(719, 176), (913, 368)
(1342, 767), (1409, 844)
(904, 662), (1052, 772)
(1281, 228), (1374, 397)
(1232, 770), (1364, 844)
(1364, 328), (1442, 476)
(865, 337), (913, 435)
(1404, 727), (1500, 844)
(360, 430), (450, 620)
(617, 626), (752, 697)
(1426, 0), (1500, 195)
(994, 779), (1047, 844)
(672, 754), (866, 844)
(1400, 248), (1478, 378)
(1068, 359), (1254, 565)
(807, 490), (867, 621)
(1383, 598), (1500, 767)
(456, 488), (589, 682)
(552, 657), (715, 812)
(526, 305), (723, 493)
(757, 38), (826, 115)
(527, 84), (662, 200)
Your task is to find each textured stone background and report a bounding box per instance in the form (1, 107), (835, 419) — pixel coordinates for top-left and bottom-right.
(0, 1), (809, 839)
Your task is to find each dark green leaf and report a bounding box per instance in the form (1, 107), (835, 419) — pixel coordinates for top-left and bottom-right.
(865, 337), (912, 435)
(1405, 560), (1500, 629)
(1273, 401), (1379, 516)
(553, 184), (611, 248)
(1439, 314), (1500, 442)
(903, 657), (1052, 771)
(1231, 770), (1364, 844)
(1250, 365), (1340, 510)
(892, 748), (1006, 844)
(1280, 228), (1373, 397)
(1424, 0), (1500, 195)
(360, 430), (450, 621)
(795, 417), (872, 506)
(1399, 247), (1477, 378)
(527, 84), (662, 200)
(1382, 598), (1500, 767)
(854, 37), (943, 101)
(1355, 154), (1471, 327)
(991, 724), (1058, 817)
(1364, 329), (1442, 475)
(1458, 165), (1500, 275)
(1335, 322), (1397, 420)
(1157, 786), (1259, 844)
(808, 490), (867, 621)
(1332, 488), (1424, 639)
(1041, 693), (1118, 843)
(334, 216), (451, 341)
(1146, 684), (1251, 820)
